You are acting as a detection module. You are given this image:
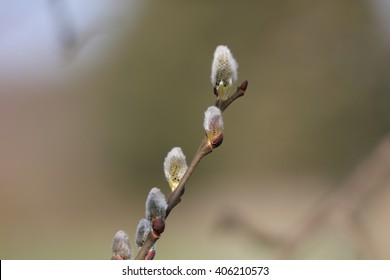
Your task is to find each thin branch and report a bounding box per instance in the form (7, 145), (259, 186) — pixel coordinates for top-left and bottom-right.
(214, 210), (282, 245)
(213, 135), (390, 259)
(342, 213), (377, 259)
(135, 81), (248, 259)
(272, 135), (390, 259)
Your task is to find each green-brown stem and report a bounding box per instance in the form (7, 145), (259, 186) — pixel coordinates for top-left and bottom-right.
(134, 81), (248, 260)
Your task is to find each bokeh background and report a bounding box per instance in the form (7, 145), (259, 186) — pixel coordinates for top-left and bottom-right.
(1, 0), (390, 259)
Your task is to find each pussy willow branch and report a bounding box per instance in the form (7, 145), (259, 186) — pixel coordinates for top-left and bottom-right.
(135, 81), (248, 259)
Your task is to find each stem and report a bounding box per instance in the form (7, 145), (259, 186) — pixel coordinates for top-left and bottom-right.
(135, 230), (160, 260)
(166, 138), (212, 216)
(134, 81), (248, 259)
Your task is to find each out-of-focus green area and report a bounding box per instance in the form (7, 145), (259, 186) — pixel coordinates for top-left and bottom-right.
(1, 0), (390, 259)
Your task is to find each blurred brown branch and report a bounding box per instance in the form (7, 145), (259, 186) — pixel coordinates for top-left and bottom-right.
(216, 135), (390, 259)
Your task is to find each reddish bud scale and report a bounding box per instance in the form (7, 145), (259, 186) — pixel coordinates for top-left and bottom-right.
(240, 80), (248, 91)
(211, 133), (224, 149)
(213, 87), (218, 97)
(152, 218), (165, 236)
(145, 249), (156, 260)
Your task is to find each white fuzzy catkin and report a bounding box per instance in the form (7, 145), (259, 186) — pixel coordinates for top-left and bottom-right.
(145, 187), (168, 220)
(163, 147), (188, 191)
(211, 45), (238, 92)
(135, 218), (152, 248)
(204, 106), (224, 137)
(112, 230), (132, 259)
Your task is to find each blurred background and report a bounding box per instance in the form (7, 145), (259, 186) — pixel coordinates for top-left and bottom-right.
(1, 0), (390, 259)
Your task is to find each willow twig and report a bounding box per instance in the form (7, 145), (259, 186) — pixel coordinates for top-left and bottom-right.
(135, 81), (248, 259)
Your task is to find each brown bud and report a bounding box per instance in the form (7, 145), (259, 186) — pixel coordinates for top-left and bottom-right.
(152, 218), (165, 236)
(240, 80), (248, 91)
